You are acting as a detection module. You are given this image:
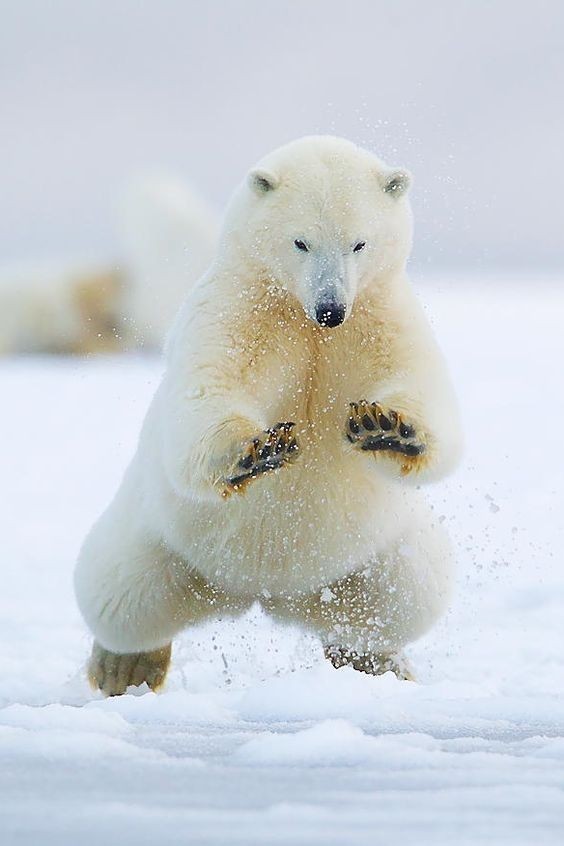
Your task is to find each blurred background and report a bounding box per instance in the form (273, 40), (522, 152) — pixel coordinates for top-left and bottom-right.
(2, 0), (563, 274)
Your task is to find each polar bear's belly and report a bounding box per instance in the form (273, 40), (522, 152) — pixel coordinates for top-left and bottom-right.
(163, 451), (411, 596)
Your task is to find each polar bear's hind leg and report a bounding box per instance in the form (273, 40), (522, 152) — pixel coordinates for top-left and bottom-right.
(266, 505), (452, 681)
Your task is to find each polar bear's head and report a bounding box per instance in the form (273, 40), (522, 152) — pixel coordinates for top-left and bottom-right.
(223, 136), (413, 328)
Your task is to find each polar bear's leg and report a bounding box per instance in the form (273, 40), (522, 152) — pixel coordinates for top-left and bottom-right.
(269, 509), (452, 679)
(75, 507), (249, 695)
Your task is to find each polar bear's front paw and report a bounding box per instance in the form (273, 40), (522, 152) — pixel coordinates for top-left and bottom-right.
(88, 642), (171, 697)
(346, 400), (426, 473)
(222, 422), (299, 496)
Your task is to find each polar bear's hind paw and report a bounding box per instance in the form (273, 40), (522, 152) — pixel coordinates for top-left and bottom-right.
(347, 400), (425, 466)
(88, 641), (172, 696)
(222, 422), (299, 496)
(325, 645), (415, 681)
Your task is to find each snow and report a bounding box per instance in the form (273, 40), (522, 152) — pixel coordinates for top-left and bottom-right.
(1, 279), (563, 845)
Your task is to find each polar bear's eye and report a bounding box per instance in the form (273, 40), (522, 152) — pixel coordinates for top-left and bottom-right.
(294, 239), (309, 252)
(353, 241), (366, 253)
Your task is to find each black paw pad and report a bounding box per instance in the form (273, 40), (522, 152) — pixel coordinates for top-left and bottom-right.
(346, 400), (425, 459)
(224, 422), (300, 493)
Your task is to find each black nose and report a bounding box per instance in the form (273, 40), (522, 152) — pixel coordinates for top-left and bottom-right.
(315, 302), (346, 328)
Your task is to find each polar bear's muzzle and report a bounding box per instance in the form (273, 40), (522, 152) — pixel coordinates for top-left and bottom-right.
(304, 250), (352, 329)
(314, 301), (346, 328)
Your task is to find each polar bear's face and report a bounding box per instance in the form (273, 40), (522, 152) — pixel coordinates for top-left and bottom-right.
(228, 137), (413, 328)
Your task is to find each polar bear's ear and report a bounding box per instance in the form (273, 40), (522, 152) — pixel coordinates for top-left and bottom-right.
(248, 168), (280, 194)
(382, 169), (412, 198)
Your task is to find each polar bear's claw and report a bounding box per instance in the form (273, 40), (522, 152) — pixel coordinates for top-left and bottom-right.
(347, 400), (425, 463)
(87, 641), (172, 696)
(222, 422), (299, 495)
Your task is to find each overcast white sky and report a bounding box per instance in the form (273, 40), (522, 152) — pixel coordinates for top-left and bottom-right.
(1, 0), (563, 271)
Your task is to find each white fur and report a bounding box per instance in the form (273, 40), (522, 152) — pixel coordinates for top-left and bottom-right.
(75, 136), (462, 659)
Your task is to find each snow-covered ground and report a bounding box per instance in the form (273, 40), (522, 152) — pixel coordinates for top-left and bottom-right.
(1, 279), (563, 845)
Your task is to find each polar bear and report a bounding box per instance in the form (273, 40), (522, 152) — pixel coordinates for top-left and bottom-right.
(75, 135), (461, 695)
(0, 175), (218, 354)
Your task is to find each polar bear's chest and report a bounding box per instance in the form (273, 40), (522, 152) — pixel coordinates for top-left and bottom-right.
(240, 321), (382, 436)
